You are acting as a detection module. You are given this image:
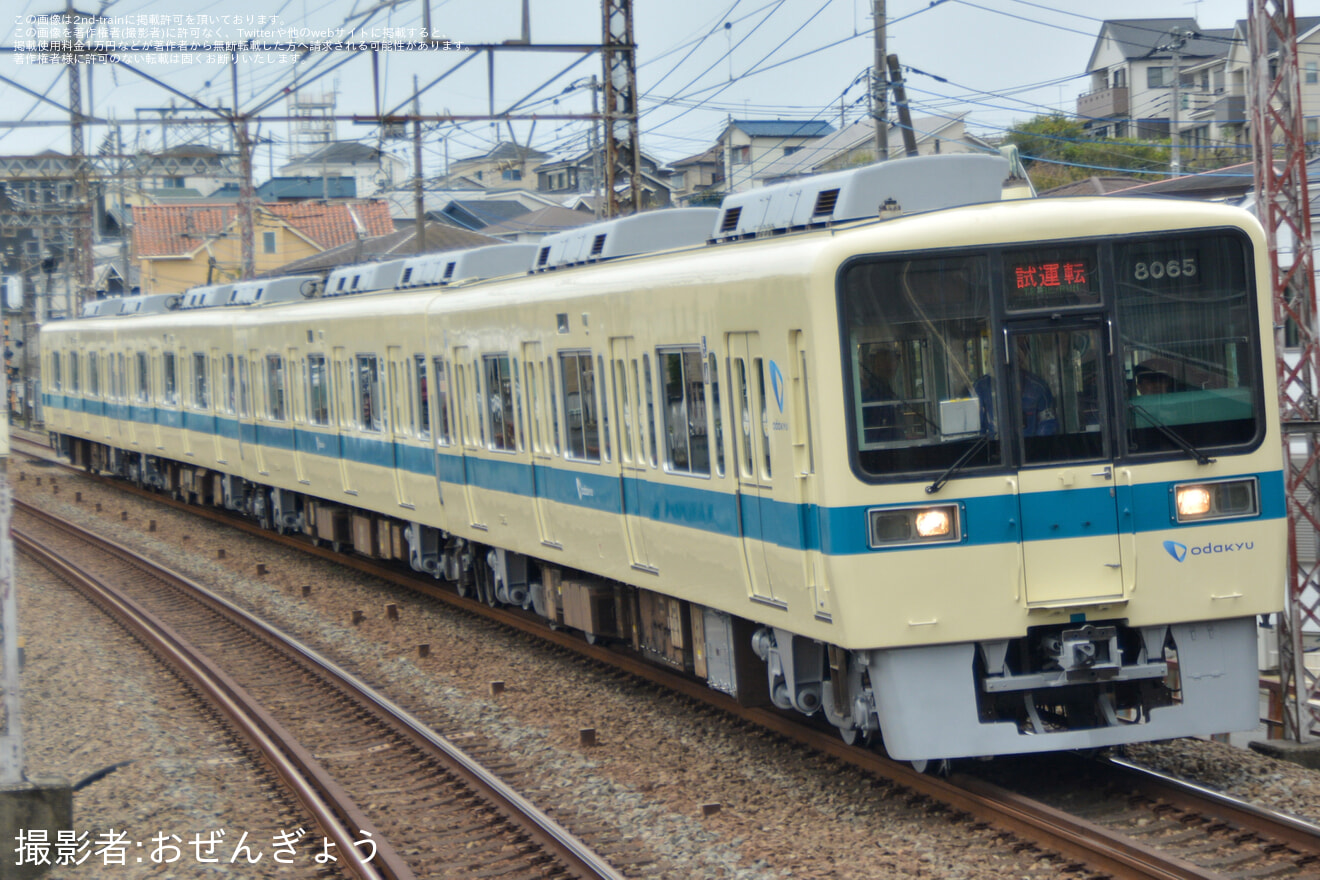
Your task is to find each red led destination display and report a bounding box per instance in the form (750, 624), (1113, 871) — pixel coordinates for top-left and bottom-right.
(1003, 248), (1099, 310)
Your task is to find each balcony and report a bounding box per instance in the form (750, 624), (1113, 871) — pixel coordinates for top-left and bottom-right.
(1190, 93), (1246, 125)
(1077, 86), (1130, 121)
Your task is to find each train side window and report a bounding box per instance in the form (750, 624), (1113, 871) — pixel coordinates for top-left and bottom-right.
(432, 357), (452, 445)
(456, 363), (473, 447)
(356, 354), (382, 432)
(136, 352), (149, 402)
(193, 353), (210, 409)
(755, 357), (771, 478)
(414, 355), (431, 439)
(69, 351), (80, 393)
(162, 352), (177, 405)
(473, 359), (486, 447)
(614, 358), (632, 462)
(238, 357), (250, 417)
(525, 359), (542, 453)
(658, 347), (709, 476)
(559, 351), (600, 462)
(734, 358), (753, 477)
(598, 355), (611, 462)
(545, 357), (561, 455)
(484, 354), (517, 452)
(709, 353), (724, 477)
(307, 354), (330, 426)
(629, 359), (645, 464)
(642, 354), (658, 468)
(50, 352), (61, 391)
(265, 354), (287, 421)
(387, 357), (403, 435)
(119, 354), (128, 401)
(221, 355), (235, 414)
(87, 352), (100, 398)
(512, 357), (525, 452)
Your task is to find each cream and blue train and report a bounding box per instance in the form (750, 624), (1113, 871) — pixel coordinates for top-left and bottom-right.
(40, 154), (1285, 763)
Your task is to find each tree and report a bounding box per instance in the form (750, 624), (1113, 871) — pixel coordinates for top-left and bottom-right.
(1005, 115), (1171, 191)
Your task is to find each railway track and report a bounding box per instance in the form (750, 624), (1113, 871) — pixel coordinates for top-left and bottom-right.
(13, 498), (626, 880)
(12, 433), (1320, 879)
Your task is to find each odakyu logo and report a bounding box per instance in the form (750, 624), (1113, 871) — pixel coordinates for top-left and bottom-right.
(1163, 539), (1254, 562)
(769, 360), (785, 413)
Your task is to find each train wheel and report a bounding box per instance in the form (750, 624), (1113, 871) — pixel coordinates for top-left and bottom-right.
(909, 758), (951, 776)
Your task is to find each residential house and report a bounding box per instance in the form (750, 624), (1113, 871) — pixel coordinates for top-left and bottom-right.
(1079, 17), (1320, 168)
(131, 200), (394, 293)
(479, 205), (597, 243)
(279, 142), (408, 199)
(752, 116), (994, 186)
(256, 176), (356, 201)
(439, 199), (534, 232)
(535, 147), (674, 207)
(716, 119), (836, 194)
(445, 142), (551, 188)
(669, 145), (722, 206)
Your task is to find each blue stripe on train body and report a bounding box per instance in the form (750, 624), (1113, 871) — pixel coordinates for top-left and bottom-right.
(41, 397), (1285, 557)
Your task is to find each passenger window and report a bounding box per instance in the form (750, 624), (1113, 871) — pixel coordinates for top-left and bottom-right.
(307, 354), (330, 426)
(545, 357), (561, 454)
(734, 358), (753, 477)
(69, 352), (80, 393)
(432, 357), (452, 445)
(193, 353), (209, 409)
(658, 347), (709, 476)
(614, 358), (632, 462)
(50, 352), (61, 391)
(137, 352), (150, 403)
(643, 354), (658, 468)
(473, 360), (486, 446)
(526, 360), (542, 453)
(559, 351), (600, 462)
(483, 354), (517, 452)
(356, 354), (381, 431)
(598, 355), (612, 462)
(755, 357), (771, 478)
(239, 358), (251, 417)
(512, 358), (524, 452)
(87, 353), (100, 397)
(709, 353), (724, 477)
(266, 354), (287, 421)
(162, 352), (177, 405)
(414, 355), (431, 439)
(222, 355), (235, 414)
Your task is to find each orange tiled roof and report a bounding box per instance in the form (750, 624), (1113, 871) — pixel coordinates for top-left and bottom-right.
(132, 200), (395, 257)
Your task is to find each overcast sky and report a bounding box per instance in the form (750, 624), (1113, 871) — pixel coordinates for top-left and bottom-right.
(0, 0), (1295, 174)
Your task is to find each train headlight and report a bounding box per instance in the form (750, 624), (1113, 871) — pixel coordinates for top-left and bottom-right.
(1173, 478), (1259, 523)
(868, 504), (961, 548)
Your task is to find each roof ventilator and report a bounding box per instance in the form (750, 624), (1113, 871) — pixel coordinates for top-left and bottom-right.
(531, 208), (718, 273)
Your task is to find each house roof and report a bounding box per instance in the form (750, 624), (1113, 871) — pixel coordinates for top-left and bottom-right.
(725, 119), (836, 139)
(1039, 175), (1148, 197)
(453, 141), (551, 165)
(132, 200), (395, 257)
(1088, 19), (1229, 70)
(1108, 162), (1255, 200)
(480, 205), (596, 238)
(268, 221), (500, 274)
(257, 176), (357, 200)
(671, 145), (722, 168)
(288, 142), (394, 166)
(752, 115), (989, 181)
(440, 199), (532, 230)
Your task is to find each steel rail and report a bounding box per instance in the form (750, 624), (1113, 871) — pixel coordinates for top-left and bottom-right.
(15, 499), (627, 880)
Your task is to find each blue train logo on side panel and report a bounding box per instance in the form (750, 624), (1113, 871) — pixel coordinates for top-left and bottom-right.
(1164, 541), (1188, 562)
(1164, 539), (1255, 562)
(769, 360), (785, 413)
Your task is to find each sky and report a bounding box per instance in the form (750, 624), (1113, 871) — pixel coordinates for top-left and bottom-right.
(0, 0), (1298, 176)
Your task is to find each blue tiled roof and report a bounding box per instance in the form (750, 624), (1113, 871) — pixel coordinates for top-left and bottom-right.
(257, 176), (357, 200)
(731, 120), (835, 138)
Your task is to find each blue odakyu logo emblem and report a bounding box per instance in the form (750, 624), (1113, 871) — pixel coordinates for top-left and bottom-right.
(1163, 540), (1188, 562)
(769, 360), (785, 413)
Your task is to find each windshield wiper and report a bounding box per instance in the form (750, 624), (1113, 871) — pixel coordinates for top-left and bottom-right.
(926, 434), (991, 495)
(1129, 402), (1216, 465)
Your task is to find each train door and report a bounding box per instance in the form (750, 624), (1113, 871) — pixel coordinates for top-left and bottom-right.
(728, 332), (780, 605)
(610, 337), (654, 572)
(789, 331), (830, 620)
(387, 346), (413, 509)
(332, 346), (356, 495)
(522, 342), (560, 547)
(1006, 325), (1124, 605)
(453, 346), (485, 529)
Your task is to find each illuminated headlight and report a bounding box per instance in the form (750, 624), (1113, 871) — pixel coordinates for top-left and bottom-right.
(869, 504), (961, 548)
(1174, 478), (1259, 523)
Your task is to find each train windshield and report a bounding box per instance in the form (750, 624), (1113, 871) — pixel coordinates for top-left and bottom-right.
(1114, 234), (1259, 455)
(840, 254), (1001, 477)
(840, 232), (1261, 480)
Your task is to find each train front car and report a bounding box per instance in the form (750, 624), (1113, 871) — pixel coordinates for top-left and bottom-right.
(818, 198), (1283, 761)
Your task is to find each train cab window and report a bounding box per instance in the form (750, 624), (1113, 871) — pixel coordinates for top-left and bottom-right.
(193, 353), (210, 409)
(414, 355), (430, 439)
(50, 352), (61, 391)
(545, 358), (561, 455)
(709, 353), (724, 477)
(1008, 329), (1106, 466)
(598, 355), (612, 462)
(658, 347), (709, 476)
(484, 354), (517, 452)
(1115, 234), (1260, 456)
(136, 352), (149, 402)
(307, 354), (330, 426)
(69, 351), (80, 394)
(559, 351), (600, 462)
(87, 353), (100, 397)
(266, 354), (287, 421)
(839, 254), (1000, 479)
(162, 352), (178, 405)
(355, 354), (382, 431)
(432, 357), (452, 445)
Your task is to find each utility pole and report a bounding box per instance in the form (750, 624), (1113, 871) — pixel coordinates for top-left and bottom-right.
(602, 0), (641, 217)
(65, 0), (94, 313)
(590, 75), (601, 219)
(1166, 27), (1187, 176)
(886, 55), (918, 157)
(232, 56), (255, 280)
(872, 0), (888, 161)
(412, 76), (426, 254)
